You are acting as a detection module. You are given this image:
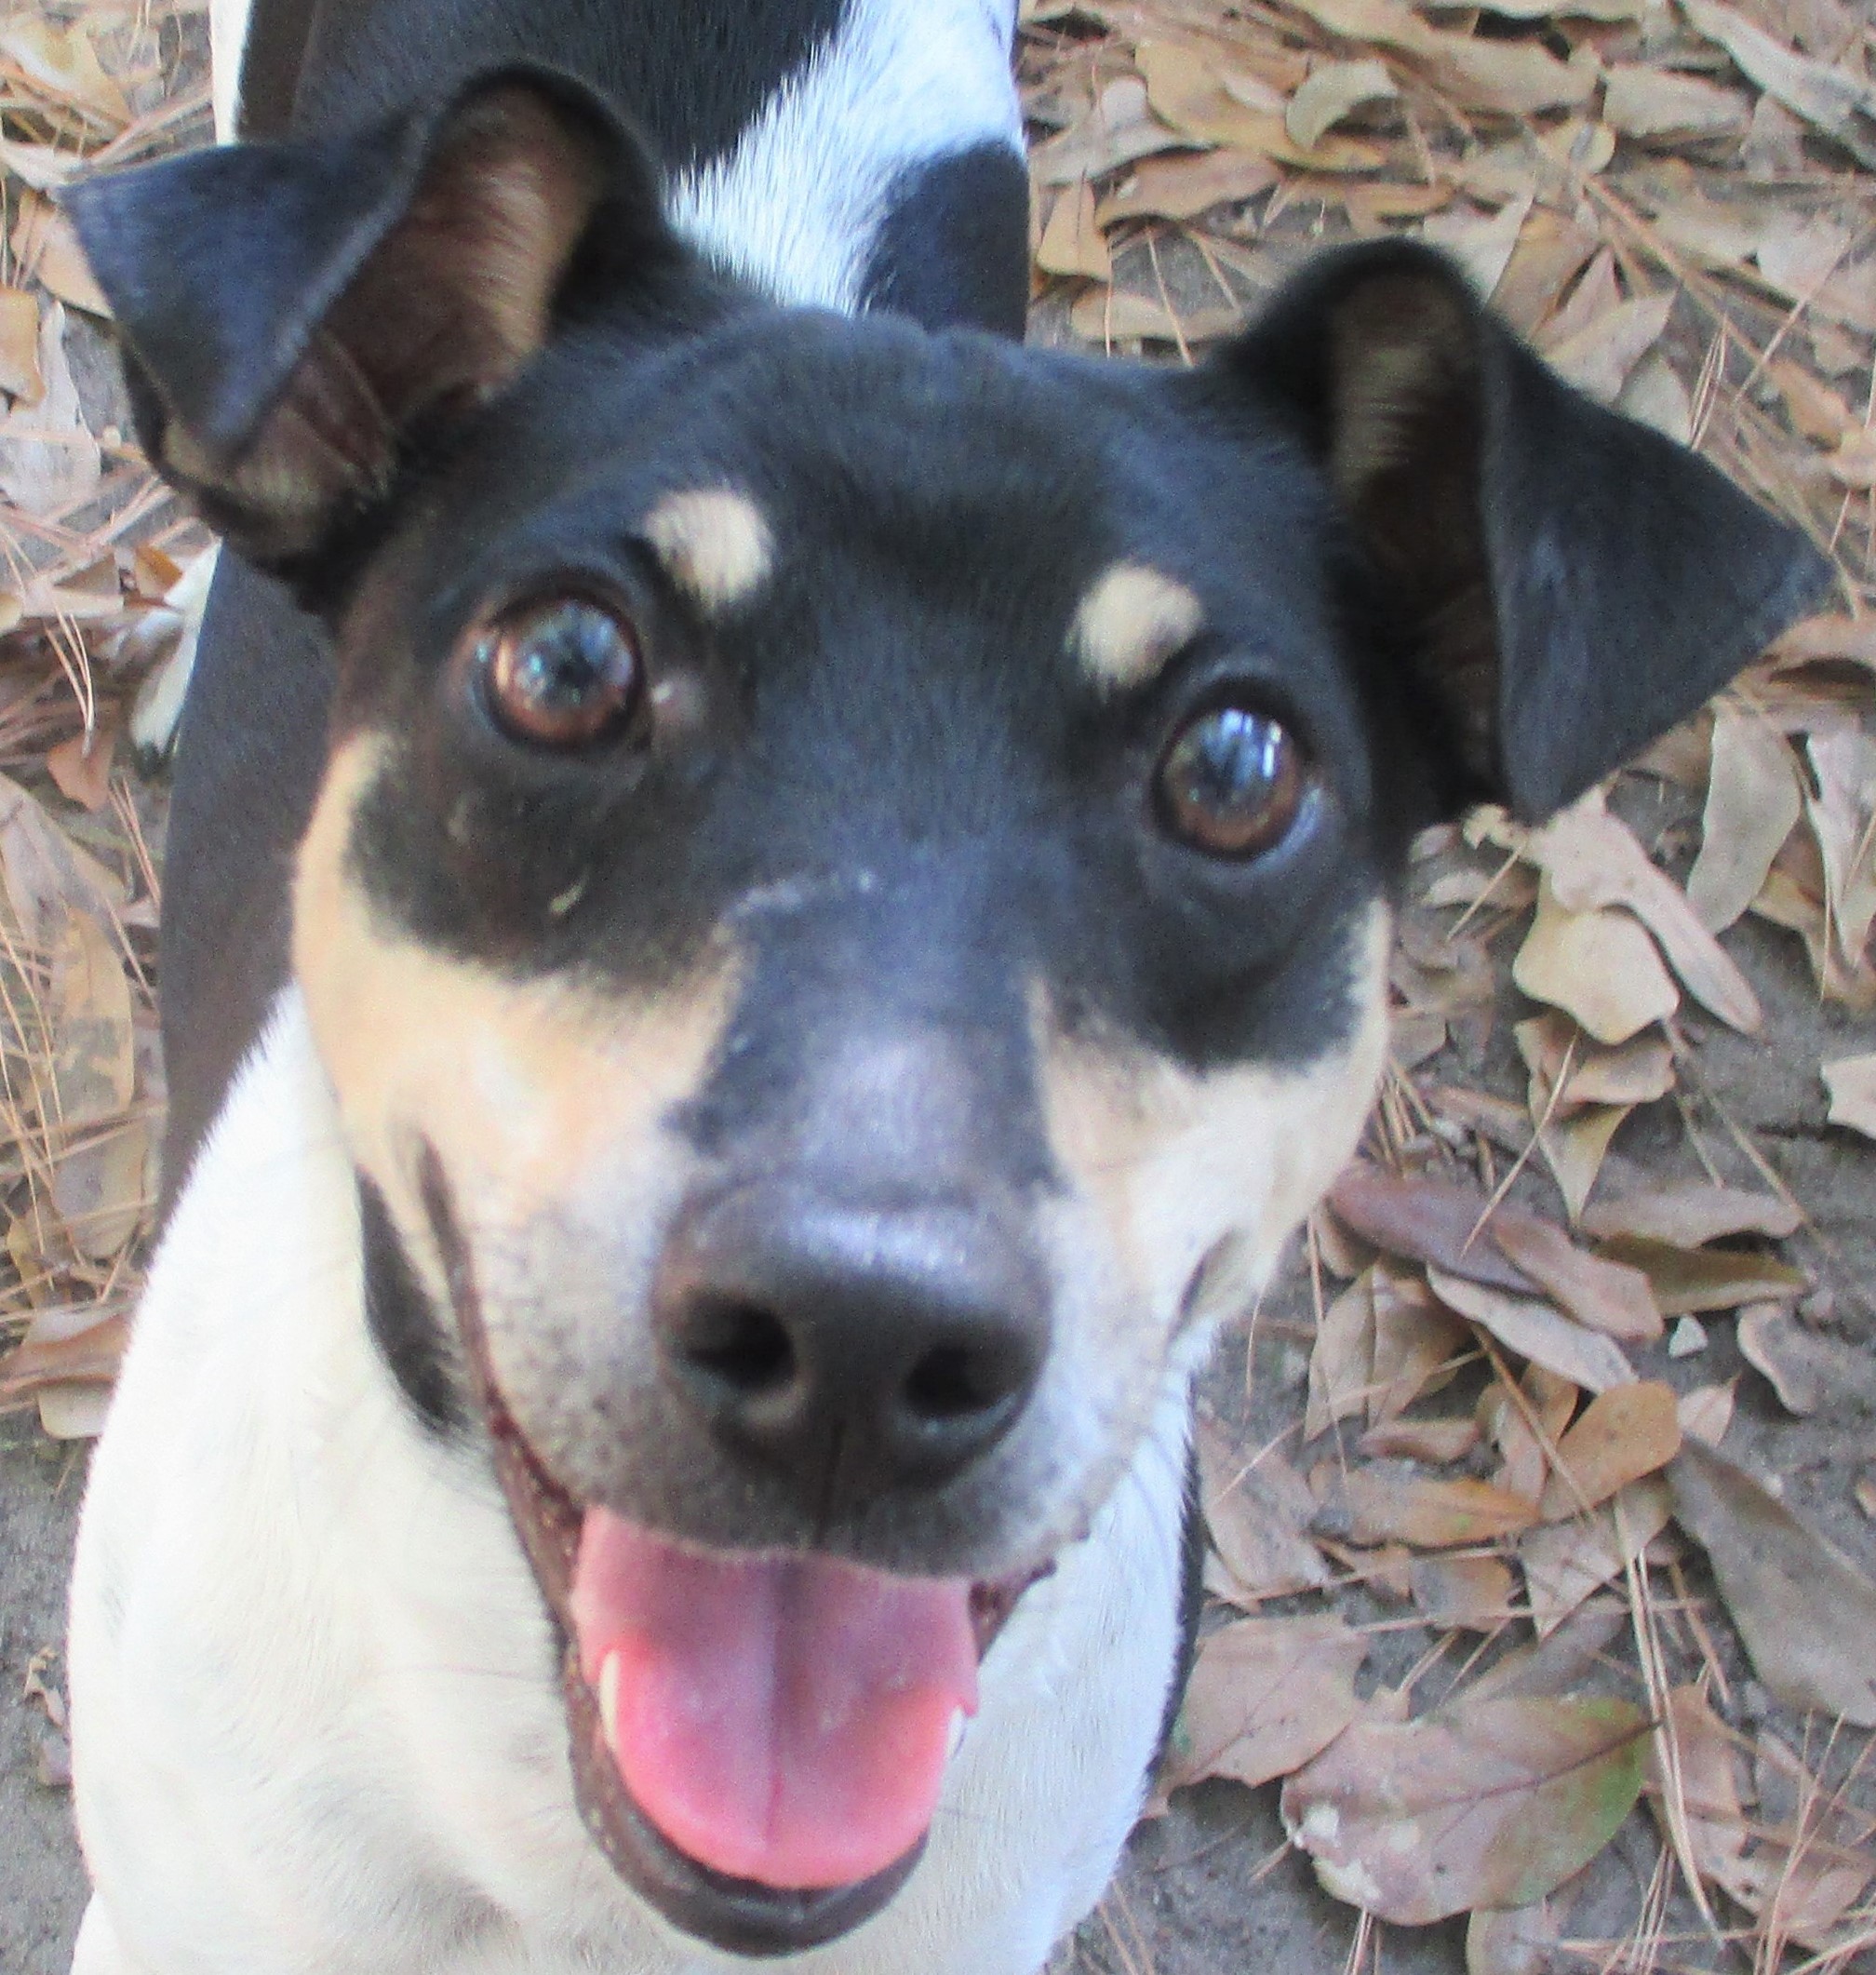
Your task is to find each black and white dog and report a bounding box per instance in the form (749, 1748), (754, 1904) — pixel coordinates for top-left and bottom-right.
(63, 0), (1822, 1968)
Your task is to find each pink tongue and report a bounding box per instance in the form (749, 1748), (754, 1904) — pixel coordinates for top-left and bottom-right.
(570, 1511), (978, 1891)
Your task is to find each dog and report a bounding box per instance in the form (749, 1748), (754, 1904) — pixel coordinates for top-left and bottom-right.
(60, 0), (1826, 1966)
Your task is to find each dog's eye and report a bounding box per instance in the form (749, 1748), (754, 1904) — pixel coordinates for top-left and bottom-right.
(476, 598), (644, 749)
(1155, 704), (1306, 858)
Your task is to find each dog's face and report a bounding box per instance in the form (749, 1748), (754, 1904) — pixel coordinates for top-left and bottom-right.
(73, 66), (1824, 1960)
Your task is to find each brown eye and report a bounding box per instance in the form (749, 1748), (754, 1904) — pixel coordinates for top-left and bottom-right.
(1155, 704), (1306, 858)
(476, 598), (644, 749)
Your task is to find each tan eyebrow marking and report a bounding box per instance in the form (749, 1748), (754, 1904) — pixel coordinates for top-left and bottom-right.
(641, 488), (774, 613)
(1069, 563), (1205, 692)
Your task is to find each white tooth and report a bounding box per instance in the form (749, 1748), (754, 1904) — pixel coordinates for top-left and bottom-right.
(598, 1651), (622, 1747)
(946, 1708), (968, 1761)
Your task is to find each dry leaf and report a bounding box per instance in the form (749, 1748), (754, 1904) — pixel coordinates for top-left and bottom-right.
(1516, 1014), (1673, 1111)
(1466, 1901), (1557, 1975)
(1591, 1235), (1807, 1314)
(1823, 1052), (1876, 1138)
(1579, 1183), (1801, 1246)
(0, 302), (102, 514)
(1328, 1465), (1541, 1548)
(1328, 1163), (1535, 1295)
(0, 1308), (126, 1398)
(1687, 707), (1802, 934)
(1525, 792), (1762, 1031)
(1199, 1418), (1332, 1600)
(1539, 1102), (1630, 1223)
(1537, 1381), (1681, 1519)
(1136, 42), (1385, 168)
(1428, 1267), (1637, 1392)
(1067, 286), (1240, 344)
(38, 1382), (111, 1439)
(1281, 1691), (1649, 1923)
(0, 18), (129, 129)
(1678, 1378), (1737, 1447)
(1420, 192), (1535, 302)
(1667, 1441), (1876, 1726)
(1036, 181), (1112, 281)
(1513, 881), (1678, 1045)
(1521, 1477), (1672, 1633)
(1306, 1265), (1376, 1440)
(1544, 291), (1674, 404)
(1286, 58), (1396, 150)
(0, 288), (43, 405)
(1369, 1265), (1467, 1422)
(47, 911), (135, 1132)
(1031, 77), (1186, 185)
(1410, 1553), (1516, 1630)
(1489, 1210), (1662, 1342)
(1644, 1685), (1749, 1887)
(11, 194), (111, 317)
(47, 722), (119, 813)
(1095, 149), (1279, 223)
(1484, 1363), (1577, 1503)
(1359, 1416), (1480, 1463)
(1168, 1613), (1367, 1792)
(1680, 0), (1876, 169)
(1602, 64), (1749, 141)
(1737, 1303), (1876, 1418)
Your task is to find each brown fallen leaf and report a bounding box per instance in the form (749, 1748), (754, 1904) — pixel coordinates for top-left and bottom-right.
(1066, 287), (1241, 346)
(1306, 1265), (1376, 1441)
(1359, 1416), (1480, 1464)
(1521, 1478), (1672, 1634)
(1537, 1381), (1681, 1520)
(0, 1309), (127, 1398)
(1094, 148), (1279, 224)
(1420, 193), (1534, 303)
(1167, 1612), (1367, 1793)
(1602, 64), (1749, 141)
(1489, 1211), (1661, 1342)
(1678, 1378), (1737, 1448)
(0, 17), (129, 129)
(1286, 57), (1395, 150)
(1643, 1684), (1749, 1889)
(1538, 1102), (1631, 1224)
(1513, 883), (1678, 1046)
(1328, 1162), (1534, 1296)
(1737, 1303), (1876, 1419)
(1369, 1265), (1467, 1423)
(1468, 1596), (1628, 1706)
(1428, 1267), (1637, 1392)
(1544, 292), (1675, 405)
(1686, 707), (1802, 934)
(1515, 1013), (1673, 1111)
(1030, 77), (1186, 186)
(1035, 181), (1111, 281)
(1280, 1691), (1649, 1923)
(0, 287), (43, 405)
(1579, 1183), (1801, 1246)
(0, 302), (101, 514)
(1591, 1235), (1807, 1315)
(1410, 1553), (1515, 1631)
(1823, 1053), (1876, 1139)
(47, 720), (119, 814)
(1320, 1464), (1540, 1548)
(1525, 792), (1762, 1032)
(1483, 1363), (1577, 1503)
(1667, 1441), (1876, 1726)
(1198, 1418), (1331, 1601)
(1465, 1901), (1557, 1975)
(1681, 0), (1876, 170)
(1136, 41), (1384, 168)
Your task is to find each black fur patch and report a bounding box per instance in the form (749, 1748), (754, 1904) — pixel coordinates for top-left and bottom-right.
(861, 141), (1030, 338)
(360, 1176), (466, 1436)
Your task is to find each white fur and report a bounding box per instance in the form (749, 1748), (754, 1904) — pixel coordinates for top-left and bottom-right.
(69, 1000), (1187, 1975)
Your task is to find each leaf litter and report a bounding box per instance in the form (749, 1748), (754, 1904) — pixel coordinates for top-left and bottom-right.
(0, 0), (1869, 1971)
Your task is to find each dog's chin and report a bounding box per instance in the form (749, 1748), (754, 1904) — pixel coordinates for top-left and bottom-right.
(467, 1322), (1043, 1955)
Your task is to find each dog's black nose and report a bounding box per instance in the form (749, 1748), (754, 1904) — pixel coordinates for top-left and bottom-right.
(653, 1185), (1048, 1499)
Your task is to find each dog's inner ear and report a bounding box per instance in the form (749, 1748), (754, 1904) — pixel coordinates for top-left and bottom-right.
(71, 71), (654, 574)
(1228, 244), (1828, 823)
(170, 88), (610, 558)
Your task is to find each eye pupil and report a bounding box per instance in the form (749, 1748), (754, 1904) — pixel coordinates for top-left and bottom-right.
(480, 598), (642, 748)
(1157, 705), (1306, 857)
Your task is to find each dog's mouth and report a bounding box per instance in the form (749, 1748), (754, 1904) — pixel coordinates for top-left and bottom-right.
(424, 1163), (1044, 1956)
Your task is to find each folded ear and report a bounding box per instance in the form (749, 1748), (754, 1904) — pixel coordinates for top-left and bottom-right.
(1220, 239), (1830, 822)
(66, 67), (687, 582)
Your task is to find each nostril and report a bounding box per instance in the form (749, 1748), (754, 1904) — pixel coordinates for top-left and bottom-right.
(903, 1339), (1025, 1424)
(680, 1298), (797, 1397)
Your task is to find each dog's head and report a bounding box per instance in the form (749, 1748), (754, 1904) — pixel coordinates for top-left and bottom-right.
(71, 68), (1825, 1955)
